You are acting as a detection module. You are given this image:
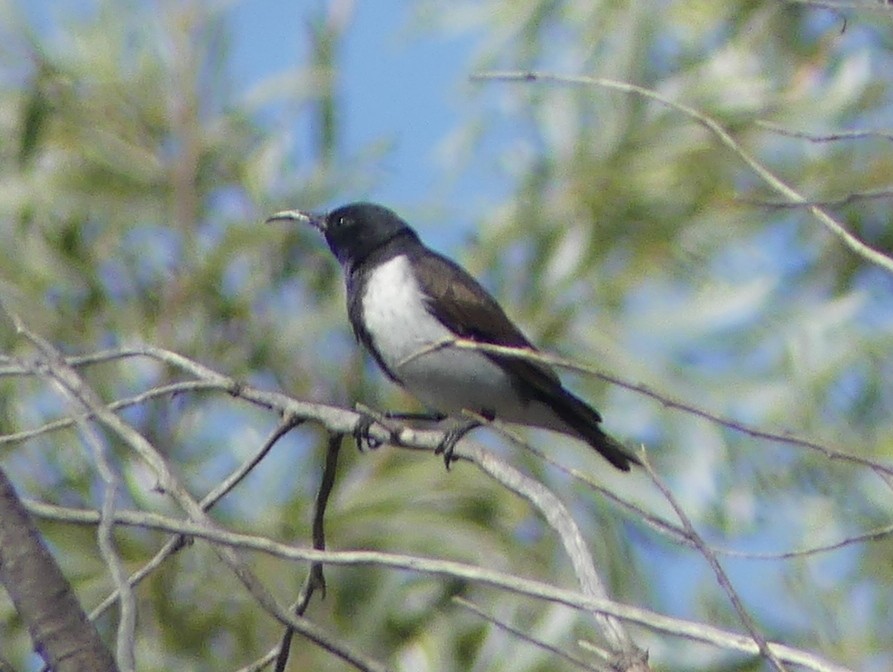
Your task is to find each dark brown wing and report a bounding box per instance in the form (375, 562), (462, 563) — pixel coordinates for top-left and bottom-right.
(410, 249), (570, 399)
(412, 249), (637, 470)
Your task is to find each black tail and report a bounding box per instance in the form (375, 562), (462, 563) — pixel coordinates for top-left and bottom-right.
(549, 390), (640, 472)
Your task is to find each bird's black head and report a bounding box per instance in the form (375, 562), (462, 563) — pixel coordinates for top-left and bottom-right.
(320, 203), (416, 265)
(268, 202), (417, 267)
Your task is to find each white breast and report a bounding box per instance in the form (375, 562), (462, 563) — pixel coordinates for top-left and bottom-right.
(360, 255), (576, 437)
(361, 255), (520, 417)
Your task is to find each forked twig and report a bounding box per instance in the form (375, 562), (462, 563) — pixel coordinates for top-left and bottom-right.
(275, 433), (342, 672)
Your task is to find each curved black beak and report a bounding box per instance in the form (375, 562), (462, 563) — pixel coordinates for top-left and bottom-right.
(265, 209), (327, 232)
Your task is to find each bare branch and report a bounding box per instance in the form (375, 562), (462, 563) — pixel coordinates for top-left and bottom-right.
(783, 0), (893, 11)
(739, 188), (893, 209)
(471, 70), (893, 276)
(458, 419), (646, 668)
(10, 322), (390, 672)
(0, 341), (871, 670)
(640, 454), (789, 672)
(25, 500), (854, 672)
(10, 343), (888, 564)
(155, 342), (890, 478)
(445, 339), (893, 477)
(0, 380), (221, 447)
(276, 433), (342, 672)
(755, 120), (893, 143)
(14, 331), (136, 672)
(714, 521), (893, 560)
(454, 596), (608, 672)
(0, 468), (118, 672)
(6, 344), (888, 567)
(9, 343), (886, 480)
(89, 416), (304, 622)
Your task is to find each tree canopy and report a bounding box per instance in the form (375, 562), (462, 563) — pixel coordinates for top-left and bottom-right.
(1, 1), (891, 671)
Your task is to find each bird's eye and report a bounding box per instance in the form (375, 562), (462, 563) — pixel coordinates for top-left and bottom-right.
(338, 216), (352, 228)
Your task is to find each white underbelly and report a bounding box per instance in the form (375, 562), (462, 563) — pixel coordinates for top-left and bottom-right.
(360, 255), (566, 430)
(398, 346), (517, 416)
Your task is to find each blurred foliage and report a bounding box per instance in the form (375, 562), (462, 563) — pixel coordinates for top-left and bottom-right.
(1, 0), (892, 671)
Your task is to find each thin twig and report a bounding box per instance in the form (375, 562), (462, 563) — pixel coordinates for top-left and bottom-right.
(740, 188), (893, 209)
(454, 596), (607, 672)
(276, 433), (342, 672)
(639, 452), (789, 672)
(88, 416), (304, 621)
(713, 521), (893, 560)
(312, 433), (342, 592)
(445, 339), (893, 477)
(11, 323), (389, 672)
(755, 120), (893, 143)
(783, 0), (893, 10)
(0, 380), (221, 447)
(458, 418), (648, 669)
(471, 70), (893, 276)
(13, 328), (137, 672)
(235, 648), (279, 672)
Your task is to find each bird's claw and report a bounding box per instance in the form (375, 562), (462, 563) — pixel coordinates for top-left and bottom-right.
(433, 421), (479, 470)
(353, 414), (384, 451)
(354, 410), (479, 469)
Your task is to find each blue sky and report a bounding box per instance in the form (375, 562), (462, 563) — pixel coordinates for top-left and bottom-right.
(21, 0), (505, 246)
(229, 0), (509, 248)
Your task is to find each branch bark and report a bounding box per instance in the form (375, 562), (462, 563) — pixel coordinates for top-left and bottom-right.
(462, 434), (648, 670)
(0, 466), (118, 672)
(24, 500), (854, 672)
(11, 319), (390, 672)
(0, 341), (858, 672)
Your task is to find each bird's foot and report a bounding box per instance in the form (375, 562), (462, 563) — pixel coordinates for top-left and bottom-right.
(352, 413), (384, 451)
(381, 411), (447, 423)
(352, 408), (446, 452)
(353, 404), (398, 451)
(434, 420), (480, 470)
(353, 406), (480, 468)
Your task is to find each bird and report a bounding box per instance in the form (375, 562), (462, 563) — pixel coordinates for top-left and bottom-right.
(267, 201), (638, 472)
